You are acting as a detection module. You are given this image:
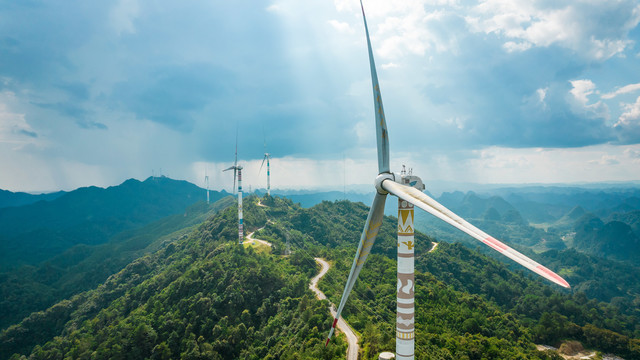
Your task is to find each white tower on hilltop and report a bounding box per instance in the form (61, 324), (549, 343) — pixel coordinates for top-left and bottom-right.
(260, 135), (271, 196)
(223, 138), (244, 244)
(204, 170), (210, 204)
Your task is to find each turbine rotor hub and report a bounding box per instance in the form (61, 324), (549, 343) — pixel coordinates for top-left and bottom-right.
(375, 171), (425, 194)
(374, 172), (395, 194)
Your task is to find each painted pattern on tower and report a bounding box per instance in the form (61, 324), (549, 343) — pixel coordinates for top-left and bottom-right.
(397, 197), (415, 359)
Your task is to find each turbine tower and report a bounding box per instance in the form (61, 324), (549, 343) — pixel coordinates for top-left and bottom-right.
(326, 3), (570, 359)
(260, 137), (271, 196)
(204, 170), (210, 204)
(223, 138), (243, 244)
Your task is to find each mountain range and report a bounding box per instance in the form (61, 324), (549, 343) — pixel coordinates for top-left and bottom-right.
(0, 190), (65, 210)
(0, 176), (227, 270)
(1, 178), (639, 359)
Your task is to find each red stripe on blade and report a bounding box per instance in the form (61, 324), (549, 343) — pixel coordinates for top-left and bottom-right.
(332, 318), (338, 328)
(535, 265), (570, 288)
(484, 236), (508, 252)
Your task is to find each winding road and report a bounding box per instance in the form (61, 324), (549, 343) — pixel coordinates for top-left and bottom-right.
(245, 227), (272, 248)
(251, 200), (356, 357)
(246, 226), (359, 359)
(309, 258), (359, 360)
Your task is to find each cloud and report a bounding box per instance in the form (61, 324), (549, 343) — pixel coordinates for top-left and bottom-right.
(567, 79), (610, 123)
(588, 155), (620, 166)
(0, 95), (38, 144)
(503, 41), (532, 52)
(16, 129), (37, 138)
(328, 19), (353, 34)
(570, 80), (597, 105)
(619, 96), (640, 122)
(536, 88), (547, 103)
(450, 145), (640, 184)
(602, 83), (640, 99)
(113, 64), (232, 132)
(1, 0), (640, 191)
(614, 96), (640, 143)
(76, 120), (108, 130)
(381, 62), (398, 69)
(109, 0), (140, 35)
(417, 73), (615, 149)
(624, 148), (640, 159)
(33, 102), (89, 120)
(466, 0), (640, 61)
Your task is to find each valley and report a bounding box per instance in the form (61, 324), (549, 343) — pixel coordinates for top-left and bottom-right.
(0, 180), (639, 359)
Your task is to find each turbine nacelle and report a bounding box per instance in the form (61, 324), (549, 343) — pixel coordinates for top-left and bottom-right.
(223, 165), (243, 172)
(375, 172), (425, 195)
(397, 173), (425, 191)
(223, 165), (243, 194)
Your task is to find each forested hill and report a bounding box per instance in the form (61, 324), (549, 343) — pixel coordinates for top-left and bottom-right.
(0, 176), (226, 269)
(1, 196), (639, 359)
(0, 196), (349, 360)
(0, 189), (65, 210)
(0, 197), (235, 331)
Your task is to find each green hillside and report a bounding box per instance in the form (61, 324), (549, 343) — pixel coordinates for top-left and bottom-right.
(2, 196), (638, 359)
(608, 210), (640, 237)
(0, 177), (225, 270)
(569, 214), (640, 264)
(0, 197), (234, 330)
(0, 196), (347, 360)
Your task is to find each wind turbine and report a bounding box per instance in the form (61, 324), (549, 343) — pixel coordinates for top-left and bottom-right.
(223, 137), (244, 244)
(259, 136), (271, 196)
(204, 169), (210, 204)
(325, 2), (570, 359)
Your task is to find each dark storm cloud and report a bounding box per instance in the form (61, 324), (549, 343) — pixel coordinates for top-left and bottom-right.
(16, 129), (37, 138)
(113, 64), (235, 132)
(76, 120), (108, 130)
(33, 101), (88, 119)
(1, 0), (640, 191)
(405, 26), (627, 151)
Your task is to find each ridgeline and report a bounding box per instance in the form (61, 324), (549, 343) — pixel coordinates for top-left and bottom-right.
(1, 194), (638, 359)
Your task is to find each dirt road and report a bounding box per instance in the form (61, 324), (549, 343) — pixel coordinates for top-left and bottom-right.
(246, 223), (359, 359)
(309, 258), (359, 360)
(245, 228), (272, 248)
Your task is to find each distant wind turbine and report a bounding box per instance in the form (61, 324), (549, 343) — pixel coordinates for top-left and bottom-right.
(325, 2), (570, 359)
(259, 137), (271, 196)
(204, 169), (210, 204)
(223, 136), (244, 244)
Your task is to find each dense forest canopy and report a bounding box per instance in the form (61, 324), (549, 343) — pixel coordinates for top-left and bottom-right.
(0, 182), (639, 359)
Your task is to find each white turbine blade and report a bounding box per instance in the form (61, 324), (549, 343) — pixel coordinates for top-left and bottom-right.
(360, 0), (390, 174)
(222, 166), (235, 172)
(234, 128), (238, 167)
(259, 155), (267, 175)
(382, 180), (570, 289)
(326, 192), (387, 345)
(233, 169), (237, 194)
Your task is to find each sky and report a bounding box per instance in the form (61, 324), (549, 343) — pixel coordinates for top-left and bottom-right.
(1, 0), (640, 193)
